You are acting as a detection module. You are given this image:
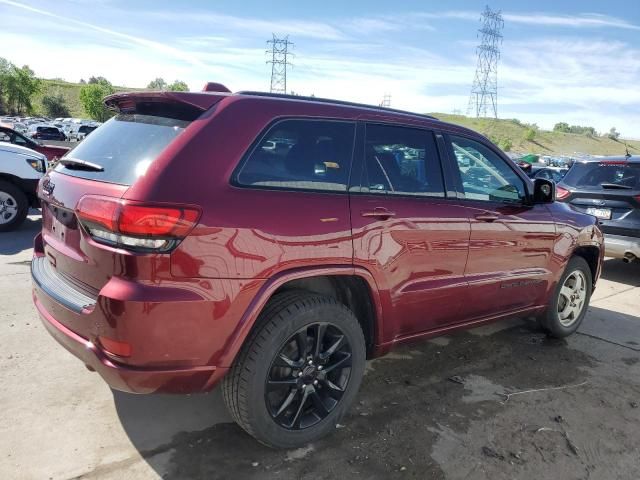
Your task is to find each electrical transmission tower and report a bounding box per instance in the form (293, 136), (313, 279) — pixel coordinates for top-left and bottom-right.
(267, 35), (293, 94)
(467, 6), (504, 118)
(380, 93), (391, 107)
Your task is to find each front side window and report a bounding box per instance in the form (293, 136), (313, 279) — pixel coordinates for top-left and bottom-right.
(450, 135), (526, 203)
(236, 119), (356, 192)
(364, 124), (444, 197)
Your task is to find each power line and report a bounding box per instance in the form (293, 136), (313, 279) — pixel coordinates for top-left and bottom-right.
(467, 6), (504, 119)
(266, 34), (294, 94)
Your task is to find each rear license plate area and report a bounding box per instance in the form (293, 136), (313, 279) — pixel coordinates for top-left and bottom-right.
(585, 207), (612, 219)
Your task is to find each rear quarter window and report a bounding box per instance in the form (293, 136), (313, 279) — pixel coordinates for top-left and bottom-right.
(235, 119), (356, 192)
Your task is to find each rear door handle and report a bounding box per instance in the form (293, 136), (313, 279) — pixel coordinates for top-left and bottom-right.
(475, 214), (499, 222)
(361, 207), (396, 220)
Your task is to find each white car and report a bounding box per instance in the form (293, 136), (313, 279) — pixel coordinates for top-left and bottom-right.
(0, 143), (48, 231)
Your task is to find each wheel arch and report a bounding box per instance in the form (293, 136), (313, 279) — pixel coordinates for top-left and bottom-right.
(219, 266), (385, 368)
(572, 244), (602, 287)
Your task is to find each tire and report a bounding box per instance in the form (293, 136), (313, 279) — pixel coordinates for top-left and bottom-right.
(539, 256), (592, 338)
(222, 291), (366, 448)
(0, 180), (28, 232)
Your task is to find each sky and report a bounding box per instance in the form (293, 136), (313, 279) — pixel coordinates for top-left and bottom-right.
(2, 0), (640, 136)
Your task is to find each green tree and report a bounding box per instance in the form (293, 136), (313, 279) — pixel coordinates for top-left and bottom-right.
(79, 81), (115, 122)
(168, 80), (189, 92)
(147, 77), (167, 90)
(3, 64), (41, 114)
(553, 122), (570, 133)
(41, 91), (70, 117)
(524, 128), (536, 142)
(607, 127), (620, 140)
(88, 76), (110, 85)
(0, 57), (11, 114)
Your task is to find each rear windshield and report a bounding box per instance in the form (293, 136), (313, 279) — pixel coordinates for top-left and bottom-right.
(562, 161), (640, 189)
(54, 114), (189, 185)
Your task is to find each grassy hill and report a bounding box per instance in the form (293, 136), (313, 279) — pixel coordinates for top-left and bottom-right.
(33, 79), (140, 118)
(431, 113), (640, 157)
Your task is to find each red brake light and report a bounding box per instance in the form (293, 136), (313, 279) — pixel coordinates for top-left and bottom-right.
(118, 205), (200, 237)
(556, 185), (570, 200)
(76, 195), (200, 252)
(75, 196), (118, 231)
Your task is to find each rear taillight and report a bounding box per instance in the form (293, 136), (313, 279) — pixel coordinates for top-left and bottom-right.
(556, 185), (570, 200)
(76, 195), (200, 252)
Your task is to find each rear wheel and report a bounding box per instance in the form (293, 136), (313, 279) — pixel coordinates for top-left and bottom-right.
(539, 256), (592, 338)
(222, 291), (366, 448)
(0, 180), (28, 232)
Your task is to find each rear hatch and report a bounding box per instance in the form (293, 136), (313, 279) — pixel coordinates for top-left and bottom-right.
(558, 159), (640, 237)
(35, 93), (218, 333)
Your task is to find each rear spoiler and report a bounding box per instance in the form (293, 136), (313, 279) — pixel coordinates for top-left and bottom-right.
(104, 91), (228, 114)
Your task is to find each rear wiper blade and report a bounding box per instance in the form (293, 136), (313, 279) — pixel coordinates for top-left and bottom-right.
(600, 183), (632, 189)
(59, 158), (104, 172)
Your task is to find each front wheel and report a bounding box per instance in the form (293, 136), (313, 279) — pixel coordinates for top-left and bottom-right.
(222, 291), (366, 448)
(539, 256), (592, 338)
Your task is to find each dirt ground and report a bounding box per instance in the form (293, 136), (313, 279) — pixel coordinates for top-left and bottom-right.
(1, 214), (639, 480)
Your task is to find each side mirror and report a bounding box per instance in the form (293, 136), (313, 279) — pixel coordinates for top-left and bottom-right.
(533, 178), (555, 203)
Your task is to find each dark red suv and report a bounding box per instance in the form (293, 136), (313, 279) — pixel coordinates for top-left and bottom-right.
(31, 86), (604, 448)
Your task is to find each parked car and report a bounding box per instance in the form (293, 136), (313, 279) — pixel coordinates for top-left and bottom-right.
(29, 125), (66, 141)
(75, 124), (98, 141)
(31, 88), (604, 448)
(0, 126), (70, 161)
(528, 166), (568, 183)
(0, 142), (47, 231)
(556, 156), (639, 262)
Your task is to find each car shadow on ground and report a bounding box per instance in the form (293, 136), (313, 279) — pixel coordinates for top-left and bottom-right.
(600, 258), (640, 287)
(0, 212), (40, 256)
(110, 262), (640, 479)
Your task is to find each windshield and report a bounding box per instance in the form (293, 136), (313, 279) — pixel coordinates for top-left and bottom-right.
(562, 161), (640, 189)
(54, 113), (190, 185)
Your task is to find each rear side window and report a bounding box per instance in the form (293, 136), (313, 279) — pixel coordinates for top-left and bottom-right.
(364, 123), (444, 197)
(562, 161), (640, 189)
(236, 119), (356, 192)
(54, 114), (189, 185)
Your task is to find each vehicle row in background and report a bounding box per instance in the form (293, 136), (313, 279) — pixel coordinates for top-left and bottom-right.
(0, 115), (101, 143)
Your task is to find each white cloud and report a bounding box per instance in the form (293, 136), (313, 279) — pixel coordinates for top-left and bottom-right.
(503, 12), (640, 30)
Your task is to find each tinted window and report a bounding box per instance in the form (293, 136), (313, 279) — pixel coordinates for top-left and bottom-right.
(450, 135), (525, 203)
(54, 114), (189, 185)
(236, 119), (355, 192)
(364, 124), (444, 197)
(562, 161), (640, 189)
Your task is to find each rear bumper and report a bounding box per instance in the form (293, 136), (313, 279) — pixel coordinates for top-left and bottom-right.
(33, 291), (228, 394)
(604, 234), (640, 259)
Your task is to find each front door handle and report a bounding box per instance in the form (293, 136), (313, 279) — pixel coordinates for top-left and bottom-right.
(361, 207), (396, 220)
(475, 213), (499, 222)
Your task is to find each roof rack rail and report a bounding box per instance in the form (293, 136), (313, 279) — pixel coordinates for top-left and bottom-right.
(235, 91), (438, 121)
